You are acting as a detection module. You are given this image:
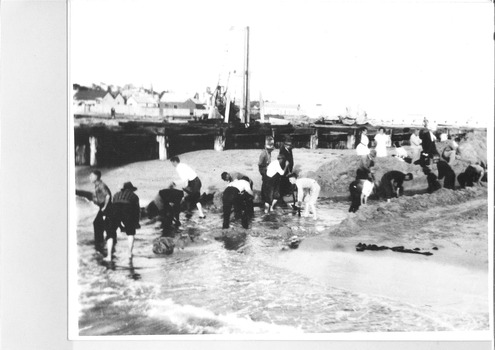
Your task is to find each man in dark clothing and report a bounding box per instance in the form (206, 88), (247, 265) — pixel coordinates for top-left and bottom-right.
(279, 137), (294, 174)
(89, 170), (112, 254)
(146, 184), (184, 237)
(380, 171), (413, 202)
(279, 137), (295, 197)
(109, 182), (140, 261)
(436, 160), (456, 190)
(458, 163), (485, 188)
(222, 179), (254, 229)
(420, 127), (439, 161)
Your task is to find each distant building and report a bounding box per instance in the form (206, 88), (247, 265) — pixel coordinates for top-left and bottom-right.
(159, 92), (207, 119)
(126, 94), (158, 108)
(101, 92), (126, 107)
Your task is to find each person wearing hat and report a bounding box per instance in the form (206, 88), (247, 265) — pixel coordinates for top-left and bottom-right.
(108, 181), (141, 261)
(258, 136), (275, 179)
(279, 136), (294, 198)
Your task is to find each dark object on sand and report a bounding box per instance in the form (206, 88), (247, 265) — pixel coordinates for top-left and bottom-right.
(356, 243), (433, 256)
(291, 203), (301, 216)
(152, 236), (175, 255)
(221, 229), (247, 251)
(288, 236), (302, 249)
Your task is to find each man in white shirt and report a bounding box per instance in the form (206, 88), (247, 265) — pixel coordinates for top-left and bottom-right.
(222, 178), (254, 229)
(221, 171), (253, 189)
(170, 156), (205, 219)
(262, 155), (287, 213)
(288, 175), (320, 219)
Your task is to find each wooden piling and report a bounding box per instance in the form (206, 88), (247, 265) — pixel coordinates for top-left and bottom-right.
(347, 132), (355, 150)
(310, 130), (318, 150)
(89, 136), (98, 166)
(156, 135), (168, 160)
(214, 135), (226, 151)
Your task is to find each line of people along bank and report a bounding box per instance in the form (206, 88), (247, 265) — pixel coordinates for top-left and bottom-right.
(349, 124), (487, 212)
(88, 126), (486, 261)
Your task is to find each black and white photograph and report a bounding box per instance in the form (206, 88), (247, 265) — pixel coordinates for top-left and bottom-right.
(69, 0), (493, 340)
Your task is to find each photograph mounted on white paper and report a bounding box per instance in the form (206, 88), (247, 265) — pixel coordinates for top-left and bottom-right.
(69, 0), (493, 339)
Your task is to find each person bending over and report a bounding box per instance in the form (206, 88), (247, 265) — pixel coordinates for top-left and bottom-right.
(288, 174), (320, 219)
(436, 160), (456, 190)
(380, 171), (413, 203)
(170, 156), (205, 219)
(221, 171), (253, 189)
(222, 178), (254, 229)
(423, 167), (441, 193)
(109, 182), (140, 261)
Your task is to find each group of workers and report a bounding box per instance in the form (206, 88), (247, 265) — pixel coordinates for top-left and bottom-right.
(350, 124), (487, 212)
(87, 125), (486, 260)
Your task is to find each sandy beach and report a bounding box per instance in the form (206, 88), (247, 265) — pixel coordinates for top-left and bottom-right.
(74, 143), (489, 335)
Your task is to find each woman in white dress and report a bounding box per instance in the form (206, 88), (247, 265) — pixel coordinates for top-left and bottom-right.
(374, 127), (388, 158)
(355, 127), (370, 156)
(409, 128), (422, 162)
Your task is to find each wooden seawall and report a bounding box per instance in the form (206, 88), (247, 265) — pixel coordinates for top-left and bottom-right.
(73, 120), (476, 166)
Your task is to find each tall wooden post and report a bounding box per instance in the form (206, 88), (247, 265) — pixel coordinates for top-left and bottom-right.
(214, 135), (225, 151)
(214, 129), (226, 151)
(89, 136), (98, 166)
(347, 132), (355, 150)
(156, 135), (168, 160)
(310, 129), (318, 149)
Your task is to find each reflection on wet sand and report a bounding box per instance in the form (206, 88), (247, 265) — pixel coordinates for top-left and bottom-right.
(76, 197), (489, 335)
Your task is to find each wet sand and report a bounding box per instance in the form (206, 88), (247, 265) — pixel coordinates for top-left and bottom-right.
(74, 148), (490, 334)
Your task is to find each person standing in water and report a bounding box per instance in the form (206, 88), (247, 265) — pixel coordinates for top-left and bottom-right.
(89, 170), (112, 254)
(263, 154), (287, 213)
(258, 137), (275, 179)
(109, 182), (141, 261)
(288, 174), (320, 219)
(279, 136), (295, 198)
(170, 156), (206, 219)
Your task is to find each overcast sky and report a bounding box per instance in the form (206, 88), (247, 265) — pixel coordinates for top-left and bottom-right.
(71, 0), (493, 124)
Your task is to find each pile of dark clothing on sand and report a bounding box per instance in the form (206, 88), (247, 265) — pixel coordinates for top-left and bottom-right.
(356, 243), (436, 256)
